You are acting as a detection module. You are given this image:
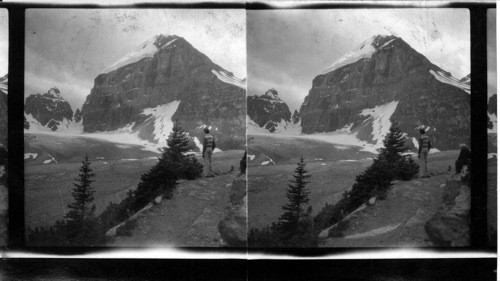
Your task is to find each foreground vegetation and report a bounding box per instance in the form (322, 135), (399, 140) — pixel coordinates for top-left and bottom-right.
(248, 121), (419, 247)
(27, 120), (204, 246)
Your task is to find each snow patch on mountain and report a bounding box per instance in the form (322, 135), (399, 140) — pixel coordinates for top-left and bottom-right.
(106, 35), (178, 73)
(359, 100), (399, 147)
(24, 153), (38, 160)
(25, 113), (83, 134)
(0, 74), (7, 94)
(139, 101), (181, 147)
(211, 69), (246, 89)
(429, 70), (470, 94)
(43, 154), (57, 164)
(247, 118), (272, 135)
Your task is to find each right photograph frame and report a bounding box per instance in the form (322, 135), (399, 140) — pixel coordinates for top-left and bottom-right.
(246, 8), (474, 248)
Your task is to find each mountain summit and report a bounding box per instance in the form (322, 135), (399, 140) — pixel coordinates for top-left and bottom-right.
(248, 89), (295, 133)
(25, 87), (75, 131)
(300, 35), (470, 150)
(81, 34), (246, 149)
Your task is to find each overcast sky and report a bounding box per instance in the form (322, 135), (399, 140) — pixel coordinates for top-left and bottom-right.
(0, 10), (8, 77)
(488, 9), (496, 98)
(248, 9), (471, 111)
(25, 9), (246, 110)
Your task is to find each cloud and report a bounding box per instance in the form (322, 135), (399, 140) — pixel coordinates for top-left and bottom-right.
(248, 9), (471, 108)
(25, 9), (246, 109)
(0, 9), (8, 76)
(488, 9), (496, 97)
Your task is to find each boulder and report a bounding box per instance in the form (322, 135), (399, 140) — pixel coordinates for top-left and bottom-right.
(368, 197), (376, 205)
(218, 175), (247, 247)
(442, 175), (463, 205)
(425, 175), (471, 246)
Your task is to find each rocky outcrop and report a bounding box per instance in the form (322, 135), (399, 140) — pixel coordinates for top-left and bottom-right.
(218, 175), (247, 247)
(292, 109), (300, 124)
(424, 174), (470, 246)
(81, 34), (245, 150)
(25, 87), (74, 131)
(247, 89), (292, 133)
(74, 108), (82, 123)
(300, 35), (470, 150)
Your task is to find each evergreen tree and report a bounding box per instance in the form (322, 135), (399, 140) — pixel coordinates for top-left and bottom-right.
(133, 119), (203, 210)
(378, 121), (419, 180)
(65, 154), (96, 227)
(278, 155), (313, 246)
(379, 120), (408, 162)
(165, 119), (192, 160)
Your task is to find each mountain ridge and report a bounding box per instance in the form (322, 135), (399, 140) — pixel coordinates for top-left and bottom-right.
(300, 34), (470, 150)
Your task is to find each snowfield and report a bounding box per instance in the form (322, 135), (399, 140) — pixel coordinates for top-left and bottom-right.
(248, 100), (401, 154)
(25, 100), (185, 153)
(140, 101), (181, 147)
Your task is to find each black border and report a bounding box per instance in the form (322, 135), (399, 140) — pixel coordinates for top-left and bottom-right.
(0, 1), (495, 257)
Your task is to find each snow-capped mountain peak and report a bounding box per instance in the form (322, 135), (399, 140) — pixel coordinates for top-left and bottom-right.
(106, 34), (180, 73)
(323, 35), (398, 75)
(262, 88), (283, 102)
(46, 87), (64, 100)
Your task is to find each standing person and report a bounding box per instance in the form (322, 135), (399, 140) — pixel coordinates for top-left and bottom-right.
(455, 143), (471, 175)
(202, 127), (216, 177)
(239, 150), (247, 176)
(418, 128), (432, 178)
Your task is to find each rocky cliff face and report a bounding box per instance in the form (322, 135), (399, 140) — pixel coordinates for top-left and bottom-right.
(81, 34), (246, 150)
(25, 87), (74, 131)
(247, 89), (293, 133)
(300, 35), (470, 150)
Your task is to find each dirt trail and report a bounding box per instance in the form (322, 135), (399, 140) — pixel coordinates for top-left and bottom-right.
(321, 154), (457, 248)
(111, 174), (235, 247)
(110, 150), (244, 247)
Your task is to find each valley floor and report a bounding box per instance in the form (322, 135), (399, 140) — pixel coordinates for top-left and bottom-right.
(25, 157), (159, 229)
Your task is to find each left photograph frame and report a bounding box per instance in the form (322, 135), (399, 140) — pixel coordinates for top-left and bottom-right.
(23, 8), (247, 248)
